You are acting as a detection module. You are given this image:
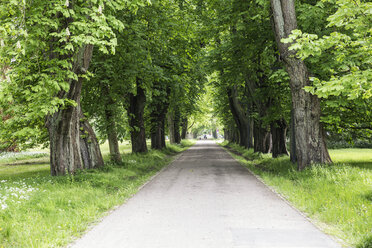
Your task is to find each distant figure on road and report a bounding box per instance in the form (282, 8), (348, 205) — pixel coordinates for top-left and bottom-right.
(204, 135), (207, 139)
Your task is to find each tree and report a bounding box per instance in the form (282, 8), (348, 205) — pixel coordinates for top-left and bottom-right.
(270, 0), (332, 169)
(0, 0), (129, 175)
(283, 0), (372, 139)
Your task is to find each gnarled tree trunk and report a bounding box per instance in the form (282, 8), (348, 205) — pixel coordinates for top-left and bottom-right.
(270, 0), (331, 169)
(227, 86), (251, 148)
(128, 81), (148, 153)
(79, 111), (104, 169)
(46, 45), (103, 176)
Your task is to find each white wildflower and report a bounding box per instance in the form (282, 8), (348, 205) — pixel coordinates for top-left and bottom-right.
(98, 5), (103, 15)
(0, 39), (4, 47)
(65, 0), (69, 7)
(66, 27), (70, 36)
(16, 41), (21, 49)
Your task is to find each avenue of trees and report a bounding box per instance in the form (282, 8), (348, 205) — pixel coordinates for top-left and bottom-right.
(0, 0), (371, 175)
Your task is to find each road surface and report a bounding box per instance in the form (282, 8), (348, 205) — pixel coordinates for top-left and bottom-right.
(71, 140), (341, 248)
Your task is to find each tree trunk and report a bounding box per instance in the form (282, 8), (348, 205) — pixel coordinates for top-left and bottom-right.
(174, 108), (181, 144)
(47, 83), (83, 176)
(46, 45), (103, 176)
(254, 122), (270, 153)
(128, 81), (147, 153)
(290, 109), (297, 163)
(231, 127), (239, 144)
(270, 0), (331, 169)
(150, 94), (169, 150)
(167, 112), (175, 144)
(103, 85), (121, 163)
(168, 108), (181, 144)
(212, 129), (217, 139)
(227, 86), (251, 148)
(79, 111), (104, 169)
(271, 119), (289, 158)
(181, 117), (188, 139)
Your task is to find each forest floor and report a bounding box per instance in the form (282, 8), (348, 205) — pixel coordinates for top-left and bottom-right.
(0, 140), (194, 248)
(222, 142), (372, 248)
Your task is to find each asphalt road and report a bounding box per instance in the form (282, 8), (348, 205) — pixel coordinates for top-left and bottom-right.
(71, 140), (341, 248)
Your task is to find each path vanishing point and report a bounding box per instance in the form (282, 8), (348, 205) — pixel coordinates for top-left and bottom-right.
(72, 140), (341, 248)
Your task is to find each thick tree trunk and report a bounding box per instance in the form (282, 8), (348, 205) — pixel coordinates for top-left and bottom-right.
(79, 112), (104, 169)
(103, 86), (121, 163)
(167, 108), (181, 144)
(271, 119), (289, 158)
(227, 86), (251, 148)
(150, 96), (169, 150)
(46, 45), (103, 176)
(181, 117), (188, 139)
(270, 0), (331, 169)
(128, 82), (148, 153)
(290, 110), (297, 163)
(47, 84), (82, 176)
(254, 122), (270, 153)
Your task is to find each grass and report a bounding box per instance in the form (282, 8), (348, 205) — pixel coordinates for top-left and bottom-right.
(220, 141), (372, 248)
(0, 139), (194, 248)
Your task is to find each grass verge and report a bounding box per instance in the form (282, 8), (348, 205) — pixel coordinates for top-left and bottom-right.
(220, 141), (372, 248)
(0, 140), (194, 248)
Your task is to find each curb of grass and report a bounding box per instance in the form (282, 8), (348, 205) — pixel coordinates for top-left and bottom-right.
(67, 148), (188, 248)
(220, 144), (348, 248)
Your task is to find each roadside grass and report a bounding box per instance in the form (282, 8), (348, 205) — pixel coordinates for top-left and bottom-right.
(0, 140), (194, 248)
(221, 141), (372, 248)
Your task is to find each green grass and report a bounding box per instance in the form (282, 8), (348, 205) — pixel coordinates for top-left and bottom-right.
(0, 139), (194, 248)
(221, 141), (372, 248)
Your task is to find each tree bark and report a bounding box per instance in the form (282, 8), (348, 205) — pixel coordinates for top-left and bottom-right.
(167, 112), (175, 144)
(253, 122), (270, 153)
(103, 85), (121, 163)
(270, 0), (331, 169)
(167, 107), (181, 144)
(128, 81), (148, 153)
(271, 119), (289, 158)
(227, 86), (251, 148)
(290, 109), (297, 163)
(46, 45), (103, 176)
(181, 117), (188, 139)
(174, 108), (181, 144)
(150, 87), (170, 150)
(79, 111), (104, 169)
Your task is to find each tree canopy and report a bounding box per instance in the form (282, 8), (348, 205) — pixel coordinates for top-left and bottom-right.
(0, 0), (370, 174)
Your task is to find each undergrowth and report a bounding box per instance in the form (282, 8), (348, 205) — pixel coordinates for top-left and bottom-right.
(221, 141), (372, 248)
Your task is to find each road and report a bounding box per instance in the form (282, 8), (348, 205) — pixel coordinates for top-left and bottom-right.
(71, 140), (341, 248)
